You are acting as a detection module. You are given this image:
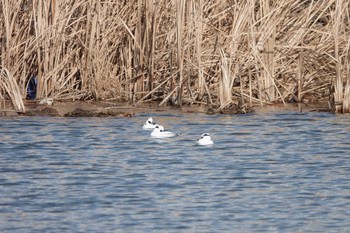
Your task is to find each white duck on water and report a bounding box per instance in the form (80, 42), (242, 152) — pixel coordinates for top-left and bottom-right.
(196, 133), (214, 145)
(151, 124), (178, 138)
(143, 117), (158, 130)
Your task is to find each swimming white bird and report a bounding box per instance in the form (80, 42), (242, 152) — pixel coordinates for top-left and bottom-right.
(196, 133), (214, 145)
(143, 117), (157, 130)
(151, 124), (178, 138)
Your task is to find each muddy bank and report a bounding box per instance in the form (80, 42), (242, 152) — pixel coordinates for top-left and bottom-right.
(0, 99), (332, 117)
(19, 100), (137, 117)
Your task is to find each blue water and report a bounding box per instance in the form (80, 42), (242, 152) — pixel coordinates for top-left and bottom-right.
(1, 111), (350, 232)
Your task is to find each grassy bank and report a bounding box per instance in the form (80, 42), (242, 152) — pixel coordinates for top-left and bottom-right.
(0, 0), (349, 113)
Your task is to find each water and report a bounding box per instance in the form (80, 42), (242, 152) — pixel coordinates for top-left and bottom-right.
(1, 110), (350, 232)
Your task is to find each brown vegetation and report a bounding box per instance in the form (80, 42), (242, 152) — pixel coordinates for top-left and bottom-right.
(0, 0), (350, 113)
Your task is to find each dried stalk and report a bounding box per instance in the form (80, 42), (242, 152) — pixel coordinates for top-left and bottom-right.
(0, 0), (349, 113)
(0, 67), (25, 112)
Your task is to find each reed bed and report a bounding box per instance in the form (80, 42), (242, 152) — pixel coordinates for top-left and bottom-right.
(0, 0), (350, 112)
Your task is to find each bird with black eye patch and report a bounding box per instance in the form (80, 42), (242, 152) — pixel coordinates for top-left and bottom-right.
(151, 124), (178, 138)
(143, 117), (158, 130)
(196, 133), (214, 145)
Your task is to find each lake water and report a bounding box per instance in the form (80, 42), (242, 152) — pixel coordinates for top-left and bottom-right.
(1, 110), (350, 232)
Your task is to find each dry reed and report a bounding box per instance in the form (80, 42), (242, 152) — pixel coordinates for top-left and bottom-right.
(0, 0), (350, 112)
(0, 67), (25, 112)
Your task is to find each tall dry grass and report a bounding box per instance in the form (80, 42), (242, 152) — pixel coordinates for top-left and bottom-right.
(0, 0), (350, 112)
(0, 67), (25, 112)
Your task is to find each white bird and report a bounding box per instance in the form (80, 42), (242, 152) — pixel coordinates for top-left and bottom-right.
(40, 97), (53, 106)
(151, 124), (178, 138)
(196, 133), (214, 145)
(143, 117), (157, 130)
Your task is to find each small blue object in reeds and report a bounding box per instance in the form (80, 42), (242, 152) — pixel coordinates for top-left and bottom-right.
(27, 76), (38, 100)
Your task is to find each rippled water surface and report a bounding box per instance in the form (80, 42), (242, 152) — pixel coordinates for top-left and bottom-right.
(1, 110), (350, 232)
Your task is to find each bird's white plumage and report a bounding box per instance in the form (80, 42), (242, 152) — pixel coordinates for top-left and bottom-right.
(196, 133), (214, 145)
(151, 124), (177, 138)
(143, 117), (157, 130)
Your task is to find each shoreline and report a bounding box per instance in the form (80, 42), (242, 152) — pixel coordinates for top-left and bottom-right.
(0, 100), (331, 117)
